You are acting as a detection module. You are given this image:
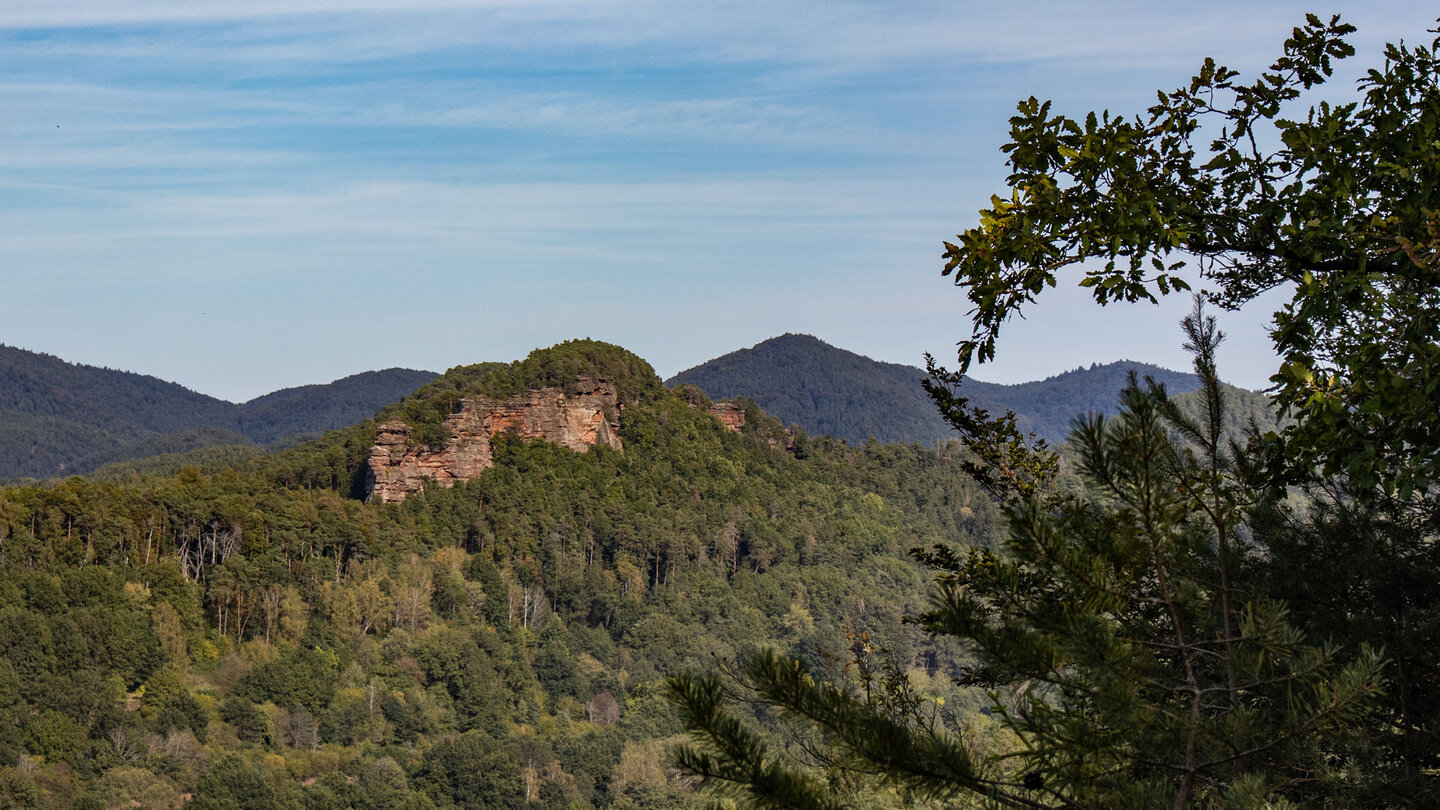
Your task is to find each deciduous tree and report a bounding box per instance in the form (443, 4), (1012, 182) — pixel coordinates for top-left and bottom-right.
(670, 15), (1434, 807)
(941, 13), (1440, 499)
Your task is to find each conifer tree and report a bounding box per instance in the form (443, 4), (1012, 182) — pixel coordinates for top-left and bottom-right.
(669, 303), (1383, 808)
(673, 15), (1440, 806)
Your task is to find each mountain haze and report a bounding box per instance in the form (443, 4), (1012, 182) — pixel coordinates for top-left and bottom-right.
(0, 344), (436, 480)
(2, 334), (1272, 481)
(667, 333), (1208, 445)
(669, 334), (950, 445)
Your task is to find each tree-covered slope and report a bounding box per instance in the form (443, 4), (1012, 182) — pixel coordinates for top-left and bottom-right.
(0, 344), (437, 480)
(0, 344), (238, 440)
(237, 369), (441, 444)
(668, 334), (950, 445)
(0, 409), (124, 480)
(0, 339), (999, 809)
(666, 333), (1216, 445)
(983, 360), (1202, 440)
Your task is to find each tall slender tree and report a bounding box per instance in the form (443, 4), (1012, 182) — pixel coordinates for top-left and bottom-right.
(668, 13), (1440, 803)
(671, 302), (1382, 808)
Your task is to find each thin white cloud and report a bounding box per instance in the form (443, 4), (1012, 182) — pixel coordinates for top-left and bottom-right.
(0, 84), (890, 179)
(2, 0), (1432, 402)
(0, 141), (304, 171)
(6, 1), (1416, 75)
(1, 176), (950, 237)
(417, 93), (874, 145)
(0, 0), (553, 27)
(0, 176), (960, 294)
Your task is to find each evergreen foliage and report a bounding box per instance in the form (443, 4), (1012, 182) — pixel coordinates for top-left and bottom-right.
(1252, 491), (1440, 805)
(0, 338), (995, 808)
(237, 369), (440, 444)
(0, 344), (435, 481)
(377, 340), (662, 448)
(671, 15), (1440, 808)
(668, 333), (1218, 445)
(672, 306), (1381, 807)
(925, 14), (1440, 801)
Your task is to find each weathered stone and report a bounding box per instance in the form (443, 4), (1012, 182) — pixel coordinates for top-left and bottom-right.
(707, 402), (745, 432)
(365, 376), (621, 503)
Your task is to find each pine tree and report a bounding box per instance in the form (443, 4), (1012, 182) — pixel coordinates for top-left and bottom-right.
(669, 303), (1383, 808)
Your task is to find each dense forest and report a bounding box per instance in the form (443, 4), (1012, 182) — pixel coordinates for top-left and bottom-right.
(663, 15), (1440, 810)
(5, 9), (1434, 810)
(0, 344), (436, 480)
(0, 340), (1005, 809)
(667, 333), (1236, 444)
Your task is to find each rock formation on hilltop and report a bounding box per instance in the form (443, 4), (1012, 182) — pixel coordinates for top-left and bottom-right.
(365, 376), (621, 503)
(707, 402), (745, 432)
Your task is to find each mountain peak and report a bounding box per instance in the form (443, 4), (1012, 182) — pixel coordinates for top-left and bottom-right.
(668, 335), (1213, 445)
(0, 344), (438, 480)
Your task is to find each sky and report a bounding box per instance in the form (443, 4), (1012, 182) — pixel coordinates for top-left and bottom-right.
(1, 1), (1434, 402)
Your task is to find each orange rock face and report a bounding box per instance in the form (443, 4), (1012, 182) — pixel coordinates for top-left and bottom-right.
(365, 377), (621, 503)
(707, 402), (745, 432)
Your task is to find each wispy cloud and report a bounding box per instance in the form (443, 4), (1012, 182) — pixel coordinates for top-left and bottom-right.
(4, 80), (876, 144)
(8, 1), (1403, 74)
(2, 0), (1433, 400)
(0, 176), (956, 254)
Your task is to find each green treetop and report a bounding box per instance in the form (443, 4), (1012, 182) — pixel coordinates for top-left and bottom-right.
(670, 15), (1437, 809)
(943, 13), (1440, 499)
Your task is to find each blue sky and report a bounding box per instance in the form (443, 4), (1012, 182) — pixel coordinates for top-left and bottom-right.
(1, 1), (1433, 401)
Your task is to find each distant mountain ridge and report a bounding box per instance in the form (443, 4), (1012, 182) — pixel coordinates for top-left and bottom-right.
(668, 334), (954, 445)
(0, 344), (436, 480)
(2, 335), (1271, 481)
(667, 334), (1224, 446)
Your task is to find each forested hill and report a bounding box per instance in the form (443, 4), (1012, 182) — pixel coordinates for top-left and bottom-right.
(667, 333), (1212, 445)
(0, 345), (237, 439)
(237, 370), (441, 444)
(0, 344), (435, 480)
(0, 339), (1000, 808)
(668, 334), (951, 445)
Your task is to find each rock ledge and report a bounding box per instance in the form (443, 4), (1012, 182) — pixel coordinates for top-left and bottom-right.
(365, 376), (621, 503)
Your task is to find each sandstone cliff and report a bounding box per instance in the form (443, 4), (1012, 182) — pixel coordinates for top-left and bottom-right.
(707, 402), (745, 432)
(366, 376), (621, 503)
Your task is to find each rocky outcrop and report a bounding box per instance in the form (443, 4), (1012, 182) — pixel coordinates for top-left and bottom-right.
(366, 376), (621, 503)
(707, 402), (745, 432)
